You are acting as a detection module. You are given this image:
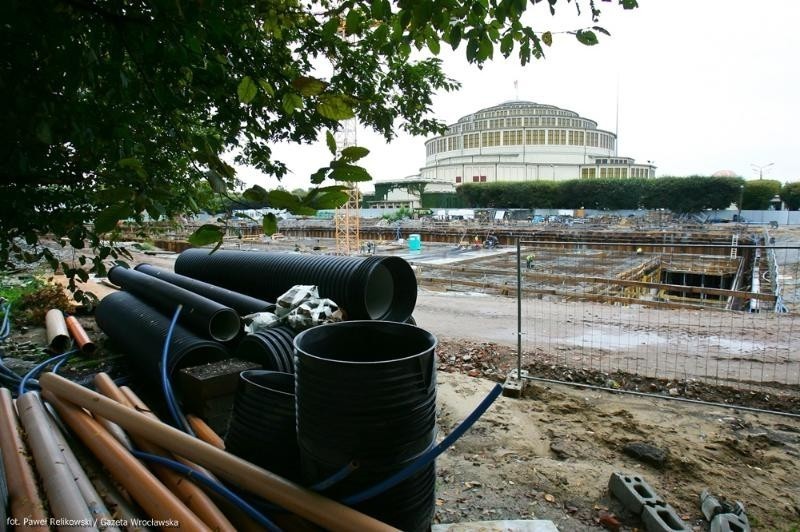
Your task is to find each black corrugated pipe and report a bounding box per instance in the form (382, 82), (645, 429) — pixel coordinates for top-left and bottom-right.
(235, 327), (296, 373)
(174, 249), (417, 322)
(108, 266), (240, 342)
(293, 321), (437, 531)
(134, 264), (276, 316)
(224, 370), (300, 482)
(95, 291), (229, 377)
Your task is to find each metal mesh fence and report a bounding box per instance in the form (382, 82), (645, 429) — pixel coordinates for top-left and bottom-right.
(516, 232), (800, 399)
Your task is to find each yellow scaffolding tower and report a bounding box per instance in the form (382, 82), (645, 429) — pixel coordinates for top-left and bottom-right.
(333, 116), (360, 255)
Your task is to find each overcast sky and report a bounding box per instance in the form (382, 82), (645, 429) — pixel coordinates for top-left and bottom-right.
(237, 0), (800, 192)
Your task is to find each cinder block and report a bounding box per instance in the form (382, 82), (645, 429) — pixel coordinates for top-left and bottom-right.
(700, 489), (723, 521)
(608, 472), (662, 515)
(641, 502), (691, 532)
(502, 369), (528, 398)
(710, 513), (750, 532)
(176, 358), (261, 401)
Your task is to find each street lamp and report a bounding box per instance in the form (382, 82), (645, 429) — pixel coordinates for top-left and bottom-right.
(751, 162), (774, 180)
(737, 184), (744, 222)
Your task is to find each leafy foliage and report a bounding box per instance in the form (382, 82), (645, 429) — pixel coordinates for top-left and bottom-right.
(1, 0), (637, 300)
(781, 182), (800, 211)
(742, 180), (782, 210)
(458, 176), (745, 213)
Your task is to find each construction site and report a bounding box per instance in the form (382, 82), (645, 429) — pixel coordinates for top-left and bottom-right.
(1, 211), (799, 532)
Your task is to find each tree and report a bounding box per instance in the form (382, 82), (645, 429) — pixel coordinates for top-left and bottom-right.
(742, 180), (782, 210)
(1, 0), (638, 300)
(782, 182), (800, 211)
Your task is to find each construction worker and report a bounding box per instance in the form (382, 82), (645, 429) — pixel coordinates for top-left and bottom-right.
(636, 247), (643, 255)
(526, 254), (534, 271)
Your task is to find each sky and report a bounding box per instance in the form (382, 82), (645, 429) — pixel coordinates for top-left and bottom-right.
(236, 0), (800, 193)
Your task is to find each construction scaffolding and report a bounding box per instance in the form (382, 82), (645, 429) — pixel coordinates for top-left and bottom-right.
(333, 116), (360, 255)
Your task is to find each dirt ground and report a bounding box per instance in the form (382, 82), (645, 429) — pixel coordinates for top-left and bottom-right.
(432, 366), (800, 530)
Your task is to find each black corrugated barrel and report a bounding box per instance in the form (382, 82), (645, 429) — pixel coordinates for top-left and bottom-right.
(224, 370), (300, 481)
(134, 264), (276, 316)
(108, 266), (240, 342)
(95, 291), (229, 376)
(174, 249), (417, 322)
(235, 327), (296, 373)
(293, 321), (437, 531)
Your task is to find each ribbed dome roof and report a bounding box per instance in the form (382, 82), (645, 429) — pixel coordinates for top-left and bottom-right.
(457, 100), (580, 123)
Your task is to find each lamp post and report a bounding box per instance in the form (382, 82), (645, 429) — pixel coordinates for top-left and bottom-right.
(737, 184), (744, 222)
(751, 162), (774, 180)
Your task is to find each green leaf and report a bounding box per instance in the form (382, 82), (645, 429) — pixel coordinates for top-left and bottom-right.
(500, 33), (514, 56)
(575, 30), (599, 46)
(542, 31), (553, 46)
(282, 93), (303, 115)
(345, 8), (362, 35)
(95, 205), (130, 234)
(620, 0), (638, 9)
(237, 76), (258, 103)
(262, 213), (278, 236)
(427, 36), (440, 55)
(292, 76), (328, 97)
(119, 158), (147, 178)
(188, 224), (225, 247)
(311, 167), (330, 184)
(206, 170), (227, 193)
(242, 185), (269, 203)
(35, 122), (52, 144)
(340, 146), (370, 162)
(312, 191), (349, 209)
(330, 164), (372, 182)
(592, 26), (611, 37)
(267, 189), (301, 210)
(317, 95), (355, 120)
(325, 130), (336, 155)
(258, 79), (275, 97)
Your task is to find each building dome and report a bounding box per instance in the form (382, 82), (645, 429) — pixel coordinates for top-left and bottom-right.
(420, 100), (655, 184)
(712, 169), (738, 177)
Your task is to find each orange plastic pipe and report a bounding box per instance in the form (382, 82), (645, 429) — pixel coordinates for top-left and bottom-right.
(0, 389), (49, 531)
(42, 390), (211, 532)
(93, 374), (236, 532)
(187, 414), (225, 450)
(40, 373), (398, 532)
(64, 316), (97, 355)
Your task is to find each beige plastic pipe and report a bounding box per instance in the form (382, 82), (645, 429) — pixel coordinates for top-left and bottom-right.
(187, 414), (225, 450)
(16, 392), (97, 531)
(43, 409), (121, 532)
(93, 373), (236, 532)
(42, 390), (211, 532)
(0, 389), (49, 531)
(40, 373), (398, 532)
(45, 309), (71, 353)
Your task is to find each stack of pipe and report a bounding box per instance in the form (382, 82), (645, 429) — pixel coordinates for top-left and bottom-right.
(174, 249), (417, 322)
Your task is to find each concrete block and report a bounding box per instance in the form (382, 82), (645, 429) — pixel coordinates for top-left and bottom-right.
(641, 502), (691, 532)
(710, 513), (750, 532)
(700, 489), (723, 521)
(176, 357), (261, 400)
(608, 472), (662, 515)
(502, 369), (528, 398)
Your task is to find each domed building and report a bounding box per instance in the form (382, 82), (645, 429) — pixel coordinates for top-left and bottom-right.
(420, 100), (655, 183)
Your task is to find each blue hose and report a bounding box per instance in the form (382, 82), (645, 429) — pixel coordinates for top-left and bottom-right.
(161, 305), (195, 436)
(341, 383), (503, 505)
(310, 460), (359, 492)
(18, 350), (78, 396)
(131, 450), (282, 532)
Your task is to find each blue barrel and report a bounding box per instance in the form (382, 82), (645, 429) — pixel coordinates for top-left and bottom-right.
(408, 234), (421, 251)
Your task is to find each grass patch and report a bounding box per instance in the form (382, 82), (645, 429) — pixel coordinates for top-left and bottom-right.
(1, 274), (72, 326)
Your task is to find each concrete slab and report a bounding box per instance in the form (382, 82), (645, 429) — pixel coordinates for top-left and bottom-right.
(432, 520), (559, 532)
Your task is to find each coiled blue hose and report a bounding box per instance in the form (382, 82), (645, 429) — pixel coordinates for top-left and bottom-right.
(19, 350), (78, 396)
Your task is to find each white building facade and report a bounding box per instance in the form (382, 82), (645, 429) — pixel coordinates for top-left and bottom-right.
(420, 100), (656, 184)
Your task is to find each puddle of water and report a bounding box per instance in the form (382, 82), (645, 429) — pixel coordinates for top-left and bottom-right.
(566, 332), (667, 349)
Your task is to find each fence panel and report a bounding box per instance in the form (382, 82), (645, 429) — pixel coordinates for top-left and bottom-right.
(517, 233), (800, 408)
